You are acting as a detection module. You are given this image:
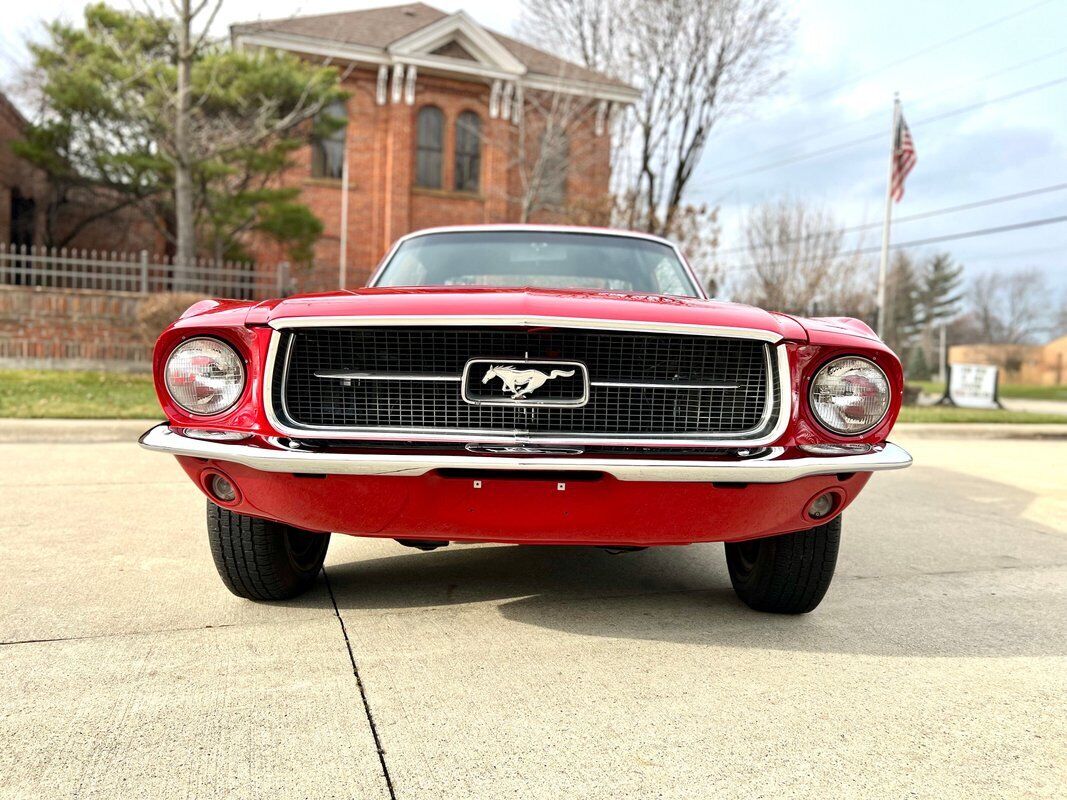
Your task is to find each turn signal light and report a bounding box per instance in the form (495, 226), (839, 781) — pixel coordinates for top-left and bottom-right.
(807, 492), (835, 520)
(206, 472), (238, 504)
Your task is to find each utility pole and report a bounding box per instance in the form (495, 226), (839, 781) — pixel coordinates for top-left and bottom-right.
(174, 0), (196, 289)
(938, 323), (947, 383)
(876, 94), (901, 340)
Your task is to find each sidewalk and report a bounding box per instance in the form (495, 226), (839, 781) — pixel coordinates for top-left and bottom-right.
(0, 418), (160, 443)
(1001, 397), (1067, 417)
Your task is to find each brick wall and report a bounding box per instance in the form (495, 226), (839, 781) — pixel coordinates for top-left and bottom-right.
(251, 70), (614, 292)
(0, 286), (156, 370)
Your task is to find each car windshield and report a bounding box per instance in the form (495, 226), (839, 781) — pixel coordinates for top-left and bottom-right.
(373, 231), (701, 298)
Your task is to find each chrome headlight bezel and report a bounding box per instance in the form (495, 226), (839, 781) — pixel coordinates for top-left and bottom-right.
(163, 336), (246, 417)
(808, 355), (892, 436)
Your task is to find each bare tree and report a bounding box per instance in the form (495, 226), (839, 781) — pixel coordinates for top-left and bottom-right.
(1051, 290), (1067, 339)
(507, 88), (603, 222)
(520, 0), (792, 236)
(968, 268), (1050, 344)
(734, 198), (871, 317)
(23, 1), (345, 284)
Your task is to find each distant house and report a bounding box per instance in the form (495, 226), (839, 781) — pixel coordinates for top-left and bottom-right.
(0, 91), (46, 250)
(950, 337), (1067, 386)
(231, 2), (638, 289)
(0, 89), (160, 256)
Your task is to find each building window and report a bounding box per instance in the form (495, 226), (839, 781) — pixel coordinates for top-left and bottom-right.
(310, 100), (348, 180)
(454, 111), (481, 193)
(415, 106), (444, 188)
(540, 130), (569, 206)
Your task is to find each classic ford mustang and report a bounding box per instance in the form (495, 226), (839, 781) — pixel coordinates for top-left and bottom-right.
(140, 225), (911, 613)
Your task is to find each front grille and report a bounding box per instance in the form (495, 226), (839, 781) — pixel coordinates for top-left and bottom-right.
(272, 326), (779, 440)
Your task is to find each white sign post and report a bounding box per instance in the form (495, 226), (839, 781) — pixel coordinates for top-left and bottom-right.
(942, 363), (1001, 409)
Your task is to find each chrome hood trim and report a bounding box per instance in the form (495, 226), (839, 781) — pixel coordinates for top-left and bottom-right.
(267, 314), (784, 343)
(261, 324), (792, 448)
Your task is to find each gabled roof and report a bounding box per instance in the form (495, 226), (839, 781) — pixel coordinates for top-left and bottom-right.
(0, 89), (29, 130)
(231, 3), (638, 102)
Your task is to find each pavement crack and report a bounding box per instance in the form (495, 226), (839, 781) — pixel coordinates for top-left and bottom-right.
(324, 567), (398, 800)
(845, 561), (1067, 582)
(0, 622), (245, 647)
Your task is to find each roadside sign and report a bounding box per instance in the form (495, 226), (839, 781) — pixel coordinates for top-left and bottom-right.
(943, 363), (1001, 409)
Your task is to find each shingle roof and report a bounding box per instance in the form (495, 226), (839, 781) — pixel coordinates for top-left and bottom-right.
(232, 3), (633, 92)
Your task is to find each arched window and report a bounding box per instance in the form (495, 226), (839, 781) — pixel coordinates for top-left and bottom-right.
(454, 111), (482, 192)
(310, 100), (347, 179)
(415, 106), (444, 188)
(540, 129), (569, 206)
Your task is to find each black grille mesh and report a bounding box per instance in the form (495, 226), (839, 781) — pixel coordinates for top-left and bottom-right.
(274, 327), (775, 438)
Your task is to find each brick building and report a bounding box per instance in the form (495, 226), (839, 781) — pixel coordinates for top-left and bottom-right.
(1, 89), (161, 255)
(0, 92), (47, 249)
(232, 2), (638, 289)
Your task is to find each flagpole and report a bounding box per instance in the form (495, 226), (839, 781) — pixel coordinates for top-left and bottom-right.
(876, 94), (901, 339)
(338, 140), (350, 290)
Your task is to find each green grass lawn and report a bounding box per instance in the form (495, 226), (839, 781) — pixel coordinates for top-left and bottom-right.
(0, 370), (162, 419)
(1, 368), (1064, 423)
(911, 380), (1067, 402)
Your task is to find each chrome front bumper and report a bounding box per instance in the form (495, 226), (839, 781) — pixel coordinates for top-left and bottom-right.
(139, 424), (912, 484)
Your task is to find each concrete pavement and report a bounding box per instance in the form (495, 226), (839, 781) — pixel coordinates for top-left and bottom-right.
(1, 432), (1065, 798)
(1001, 397), (1067, 417)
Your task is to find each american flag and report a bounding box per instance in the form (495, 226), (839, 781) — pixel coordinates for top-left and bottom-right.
(890, 112), (917, 202)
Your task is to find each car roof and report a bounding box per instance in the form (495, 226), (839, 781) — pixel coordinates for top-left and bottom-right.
(395, 224), (677, 248)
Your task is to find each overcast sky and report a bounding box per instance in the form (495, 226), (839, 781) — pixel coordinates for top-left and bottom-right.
(1, 0), (1065, 294)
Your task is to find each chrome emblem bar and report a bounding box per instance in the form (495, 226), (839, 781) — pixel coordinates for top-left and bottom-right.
(461, 358), (590, 408)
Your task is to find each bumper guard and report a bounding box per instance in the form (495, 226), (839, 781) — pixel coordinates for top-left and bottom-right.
(139, 424), (911, 484)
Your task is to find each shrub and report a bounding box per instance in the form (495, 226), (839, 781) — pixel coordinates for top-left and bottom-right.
(136, 293), (206, 344)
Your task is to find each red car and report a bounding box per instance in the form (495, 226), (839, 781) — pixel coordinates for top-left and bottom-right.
(141, 226), (911, 613)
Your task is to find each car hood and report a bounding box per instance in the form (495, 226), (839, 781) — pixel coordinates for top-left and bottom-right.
(248, 286), (805, 340)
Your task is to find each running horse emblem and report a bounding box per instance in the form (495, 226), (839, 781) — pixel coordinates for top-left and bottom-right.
(482, 365), (576, 399)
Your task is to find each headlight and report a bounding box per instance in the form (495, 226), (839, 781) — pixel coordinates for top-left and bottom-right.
(164, 337), (245, 416)
(809, 356), (890, 435)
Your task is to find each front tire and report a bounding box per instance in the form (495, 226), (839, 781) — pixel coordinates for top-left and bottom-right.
(724, 516), (841, 614)
(206, 501), (330, 601)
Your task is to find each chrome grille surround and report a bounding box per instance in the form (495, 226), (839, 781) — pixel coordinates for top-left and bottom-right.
(263, 316), (791, 448)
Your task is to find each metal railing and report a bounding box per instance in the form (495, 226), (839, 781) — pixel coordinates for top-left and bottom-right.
(0, 243), (293, 299)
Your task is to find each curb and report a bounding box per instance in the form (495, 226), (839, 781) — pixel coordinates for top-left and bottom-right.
(0, 419), (161, 444)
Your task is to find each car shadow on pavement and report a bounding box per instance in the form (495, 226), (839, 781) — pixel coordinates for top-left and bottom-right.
(316, 465), (1066, 659)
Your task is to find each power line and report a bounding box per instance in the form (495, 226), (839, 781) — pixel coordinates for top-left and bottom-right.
(714, 45), (1067, 171)
(722, 214), (1067, 272)
(798, 0), (1057, 105)
(716, 182), (1067, 257)
(964, 244), (1066, 264)
(886, 215), (1067, 251)
(702, 75), (1067, 185)
(726, 0), (1057, 133)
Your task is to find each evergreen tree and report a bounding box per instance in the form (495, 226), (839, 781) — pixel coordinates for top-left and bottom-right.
(918, 252), (964, 328)
(905, 345), (930, 381)
(884, 252), (922, 356)
(15, 3), (344, 264)
(915, 252), (964, 373)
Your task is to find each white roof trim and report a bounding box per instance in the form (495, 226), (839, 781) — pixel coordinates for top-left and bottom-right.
(388, 12), (526, 76)
(233, 27), (638, 105)
(391, 53), (518, 83)
(523, 73), (640, 104)
(235, 31), (390, 65)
